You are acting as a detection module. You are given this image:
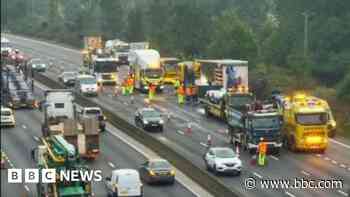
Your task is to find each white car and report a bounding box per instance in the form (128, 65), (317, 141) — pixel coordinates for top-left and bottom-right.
(204, 147), (242, 175)
(75, 75), (98, 96)
(1, 107), (15, 127)
(105, 169), (143, 197)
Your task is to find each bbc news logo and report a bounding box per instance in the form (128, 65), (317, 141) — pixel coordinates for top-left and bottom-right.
(8, 169), (102, 183)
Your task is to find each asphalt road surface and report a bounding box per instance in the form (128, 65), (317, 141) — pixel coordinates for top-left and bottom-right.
(4, 33), (350, 197)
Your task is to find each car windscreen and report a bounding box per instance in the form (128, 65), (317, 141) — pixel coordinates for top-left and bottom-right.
(150, 161), (171, 169)
(1, 110), (12, 116)
(215, 149), (236, 158)
(295, 113), (328, 125)
(144, 69), (162, 78)
(251, 116), (280, 129)
(85, 109), (101, 115)
(79, 77), (96, 85)
(142, 110), (160, 118)
(95, 61), (118, 72)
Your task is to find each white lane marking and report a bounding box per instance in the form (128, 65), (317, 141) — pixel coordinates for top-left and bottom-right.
(285, 191), (296, 197)
(330, 138), (350, 150)
(200, 142), (208, 147)
(252, 172), (263, 179)
(331, 160), (338, 165)
(324, 157), (330, 161)
(33, 136), (40, 142)
(22, 125), (27, 129)
(177, 130), (185, 135)
(24, 185), (30, 192)
(106, 129), (204, 197)
(337, 190), (349, 197)
(301, 170), (311, 176)
(316, 154), (322, 157)
(348, 168), (350, 171)
(270, 155), (279, 161)
(158, 136), (168, 142)
(339, 164), (346, 168)
(108, 162), (115, 168)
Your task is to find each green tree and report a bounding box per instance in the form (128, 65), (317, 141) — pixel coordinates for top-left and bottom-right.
(207, 10), (257, 61)
(126, 5), (145, 42)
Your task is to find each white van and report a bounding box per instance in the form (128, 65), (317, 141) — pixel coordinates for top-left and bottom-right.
(75, 75), (98, 96)
(1, 107), (15, 127)
(105, 169), (143, 197)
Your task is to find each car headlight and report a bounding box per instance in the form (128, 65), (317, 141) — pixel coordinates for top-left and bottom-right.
(143, 120), (149, 124)
(170, 170), (175, 176)
(32, 64), (37, 68)
(159, 119), (164, 124)
(144, 86), (149, 90)
(160, 85), (164, 89)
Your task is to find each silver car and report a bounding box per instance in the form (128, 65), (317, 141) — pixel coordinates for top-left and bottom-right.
(204, 147), (242, 175)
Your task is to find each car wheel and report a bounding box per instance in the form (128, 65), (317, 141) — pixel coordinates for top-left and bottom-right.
(213, 165), (218, 175)
(169, 179), (175, 185)
(205, 161), (210, 171)
(159, 126), (164, 132)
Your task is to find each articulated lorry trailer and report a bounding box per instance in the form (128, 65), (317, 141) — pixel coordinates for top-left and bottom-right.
(40, 90), (100, 159)
(198, 59), (254, 119)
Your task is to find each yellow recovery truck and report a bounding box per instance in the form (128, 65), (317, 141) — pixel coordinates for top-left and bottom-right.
(160, 57), (180, 85)
(283, 94), (329, 153)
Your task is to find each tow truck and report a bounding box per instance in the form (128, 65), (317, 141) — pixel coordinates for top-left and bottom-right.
(282, 93), (329, 153)
(32, 135), (92, 197)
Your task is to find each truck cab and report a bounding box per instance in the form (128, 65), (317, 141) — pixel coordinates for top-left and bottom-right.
(129, 49), (164, 92)
(227, 107), (283, 154)
(160, 57), (180, 85)
(283, 94), (329, 153)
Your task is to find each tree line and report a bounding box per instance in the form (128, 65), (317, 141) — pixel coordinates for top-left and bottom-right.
(2, 0), (349, 104)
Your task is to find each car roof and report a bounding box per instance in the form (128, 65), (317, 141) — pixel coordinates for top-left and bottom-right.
(210, 147), (233, 152)
(84, 107), (101, 111)
(112, 169), (139, 176)
(77, 74), (94, 79)
(1, 107), (12, 112)
(140, 107), (156, 112)
(149, 158), (168, 163)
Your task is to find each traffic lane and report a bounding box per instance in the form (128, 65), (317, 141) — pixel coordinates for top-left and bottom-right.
(91, 90), (286, 197)
(1, 110), (42, 196)
(90, 91), (347, 197)
(1, 169), (29, 197)
(26, 86), (198, 197)
(4, 110), (107, 196)
(9, 34), (348, 196)
(5, 34), (81, 65)
(33, 70), (349, 197)
(99, 131), (197, 197)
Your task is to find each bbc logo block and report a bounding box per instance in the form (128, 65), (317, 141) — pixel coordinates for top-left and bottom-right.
(8, 169), (56, 183)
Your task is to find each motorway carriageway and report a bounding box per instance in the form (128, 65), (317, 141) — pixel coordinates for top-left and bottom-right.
(5, 33), (350, 197)
(1, 82), (200, 197)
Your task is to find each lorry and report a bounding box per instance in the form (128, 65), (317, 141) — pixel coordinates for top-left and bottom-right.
(282, 93), (329, 153)
(82, 36), (103, 67)
(105, 39), (130, 65)
(197, 59), (254, 119)
(1, 65), (36, 109)
(226, 105), (283, 154)
(40, 90), (100, 159)
(129, 49), (164, 92)
(32, 135), (92, 197)
(89, 57), (119, 85)
(160, 57), (180, 85)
